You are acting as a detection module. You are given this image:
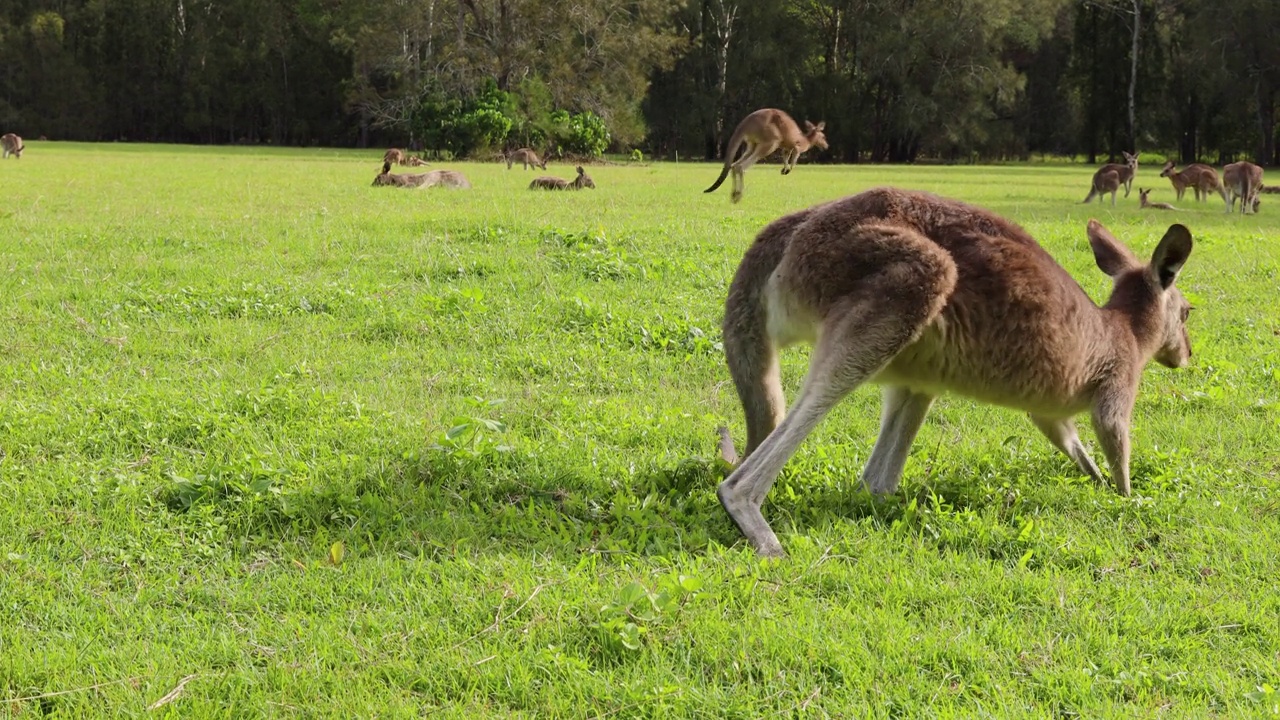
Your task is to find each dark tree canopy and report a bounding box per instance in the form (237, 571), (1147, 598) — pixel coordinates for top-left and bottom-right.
(0, 0), (1274, 163)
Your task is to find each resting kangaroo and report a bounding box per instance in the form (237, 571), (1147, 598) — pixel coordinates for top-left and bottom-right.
(704, 108), (827, 204)
(529, 166), (595, 190)
(508, 148), (548, 170)
(1221, 161), (1262, 214)
(372, 162), (471, 189)
(1, 133), (22, 159)
(1082, 151), (1138, 205)
(716, 188), (1193, 558)
(1138, 188), (1177, 211)
(1159, 160), (1222, 202)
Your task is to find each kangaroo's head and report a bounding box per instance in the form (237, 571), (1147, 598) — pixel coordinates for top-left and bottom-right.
(1159, 159), (1176, 178)
(372, 161), (393, 186)
(1122, 151), (1138, 170)
(575, 166), (595, 189)
(1138, 188), (1151, 204)
(803, 121), (829, 151)
(1088, 220), (1194, 369)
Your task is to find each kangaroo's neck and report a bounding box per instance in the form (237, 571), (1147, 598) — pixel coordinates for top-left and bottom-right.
(1099, 271), (1163, 362)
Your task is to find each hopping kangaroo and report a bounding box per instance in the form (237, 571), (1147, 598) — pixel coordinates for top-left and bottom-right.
(1138, 188), (1177, 211)
(508, 148), (548, 170)
(1159, 160), (1222, 202)
(1222, 161), (1262, 214)
(717, 188), (1193, 558)
(529, 166), (595, 190)
(1082, 151), (1138, 205)
(704, 108), (827, 204)
(1, 133), (22, 159)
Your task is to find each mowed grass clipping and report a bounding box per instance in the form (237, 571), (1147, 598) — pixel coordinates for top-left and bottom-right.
(1, 142), (1278, 717)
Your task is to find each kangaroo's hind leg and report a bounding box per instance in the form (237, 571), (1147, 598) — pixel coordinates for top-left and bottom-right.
(718, 223), (957, 557)
(730, 141), (779, 203)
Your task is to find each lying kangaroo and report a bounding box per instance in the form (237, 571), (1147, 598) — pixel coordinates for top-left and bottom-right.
(716, 187), (1193, 558)
(529, 166), (595, 190)
(705, 109), (828, 204)
(1, 133), (23, 159)
(372, 162), (471, 189)
(1222, 161), (1262, 214)
(1138, 188), (1177, 211)
(508, 148), (548, 170)
(1082, 151), (1138, 205)
(1159, 160), (1222, 202)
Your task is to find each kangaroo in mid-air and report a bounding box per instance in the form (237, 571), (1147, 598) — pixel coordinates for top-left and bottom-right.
(1, 133), (23, 159)
(1159, 160), (1222, 202)
(716, 188), (1194, 558)
(1082, 151), (1138, 205)
(704, 109), (827, 204)
(529, 166), (595, 190)
(1138, 188), (1177, 211)
(1222, 161), (1262, 214)
(508, 148), (548, 171)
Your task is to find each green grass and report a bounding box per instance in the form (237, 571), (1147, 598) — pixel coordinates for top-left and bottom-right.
(1, 142), (1278, 717)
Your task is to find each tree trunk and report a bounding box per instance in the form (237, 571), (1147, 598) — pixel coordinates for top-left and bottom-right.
(1127, 0), (1139, 152)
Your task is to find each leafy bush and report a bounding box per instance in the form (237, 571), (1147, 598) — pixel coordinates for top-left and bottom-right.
(550, 110), (611, 157)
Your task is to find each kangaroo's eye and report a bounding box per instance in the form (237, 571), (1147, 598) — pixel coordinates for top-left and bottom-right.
(1180, 307), (1191, 322)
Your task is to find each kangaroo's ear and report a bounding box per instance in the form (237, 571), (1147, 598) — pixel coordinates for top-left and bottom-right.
(813, 121), (825, 132)
(1150, 224), (1193, 289)
(803, 121), (815, 132)
(1087, 219), (1140, 277)
(382, 161), (391, 174)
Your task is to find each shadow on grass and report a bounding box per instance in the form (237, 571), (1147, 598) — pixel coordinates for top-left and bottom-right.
(154, 436), (1143, 568)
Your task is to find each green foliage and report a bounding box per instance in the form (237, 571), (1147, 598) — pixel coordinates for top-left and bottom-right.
(413, 80), (516, 156)
(548, 110), (611, 157)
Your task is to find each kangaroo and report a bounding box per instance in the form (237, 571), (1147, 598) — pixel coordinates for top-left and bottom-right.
(1, 133), (23, 159)
(715, 188), (1193, 558)
(1222, 161), (1263, 214)
(705, 109), (828, 204)
(1082, 151), (1138, 205)
(1138, 188), (1177, 211)
(372, 162), (471, 189)
(529, 166), (595, 190)
(383, 148), (405, 165)
(508, 148), (548, 170)
(1159, 160), (1222, 202)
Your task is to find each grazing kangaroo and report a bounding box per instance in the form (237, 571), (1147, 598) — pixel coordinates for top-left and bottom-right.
(1159, 160), (1222, 202)
(1222, 161), (1262, 214)
(1138, 188), (1177, 211)
(1082, 152), (1138, 205)
(716, 188), (1194, 558)
(704, 108), (828, 204)
(1, 133), (23, 159)
(529, 166), (595, 190)
(508, 148), (548, 171)
(383, 148), (405, 165)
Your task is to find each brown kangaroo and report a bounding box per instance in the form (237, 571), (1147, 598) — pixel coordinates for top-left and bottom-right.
(1138, 188), (1177, 211)
(508, 148), (548, 170)
(529, 166), (595, 190)
(1222, 161), (1263, 214)
(383, 148), (405, 165)
(1082, 152), (1138, 205)
(716, 188), (1193, 558)
(1159, 160), (1222, 202)
(1, 133), (23, 159)
(372, 162), (471, 189)
(704, 108), (828, 204)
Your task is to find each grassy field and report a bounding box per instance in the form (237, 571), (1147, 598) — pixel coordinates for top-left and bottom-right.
(1, 142), (1277, 717)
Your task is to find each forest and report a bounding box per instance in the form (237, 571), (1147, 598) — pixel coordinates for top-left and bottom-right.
(0, 0), (1276, 164)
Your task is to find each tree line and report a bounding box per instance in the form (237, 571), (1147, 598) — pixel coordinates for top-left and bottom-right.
(0, 0), (1275, 164)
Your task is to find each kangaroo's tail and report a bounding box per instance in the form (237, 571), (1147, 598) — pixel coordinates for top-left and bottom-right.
(704, 123), (749, 194)
(1082, 186), (1097, 204)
